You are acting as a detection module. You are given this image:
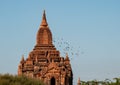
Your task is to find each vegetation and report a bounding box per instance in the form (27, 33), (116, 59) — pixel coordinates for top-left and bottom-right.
(81, 78), (120, 85)
(0, 74), (44, 85)
(0, 74), (120, 85)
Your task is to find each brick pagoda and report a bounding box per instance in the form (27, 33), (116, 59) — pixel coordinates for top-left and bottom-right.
(18, 11), (73, 85)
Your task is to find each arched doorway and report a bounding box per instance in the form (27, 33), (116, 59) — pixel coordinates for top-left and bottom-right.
(50, 77), (55, 85)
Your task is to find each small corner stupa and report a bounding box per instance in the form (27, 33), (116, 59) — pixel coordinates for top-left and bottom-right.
(18, 10), (73, 85)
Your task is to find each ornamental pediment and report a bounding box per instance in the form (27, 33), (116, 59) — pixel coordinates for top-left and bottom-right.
(42, 62), (60, 74)
(47, 67), (60, 73)
(48, 61), (58, 68)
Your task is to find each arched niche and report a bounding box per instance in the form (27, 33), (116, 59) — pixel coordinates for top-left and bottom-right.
(50, 77), (56, 85)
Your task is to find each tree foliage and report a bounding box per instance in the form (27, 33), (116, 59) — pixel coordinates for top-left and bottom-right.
(81, 78), (120, 85)
(0, 74), (44, 85)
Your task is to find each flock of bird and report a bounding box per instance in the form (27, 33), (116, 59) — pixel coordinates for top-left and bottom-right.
(53, 37), (84, 61)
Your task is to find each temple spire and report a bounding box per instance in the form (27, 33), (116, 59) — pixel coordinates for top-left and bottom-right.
(21, 55), (24, 61)
(40, 10), (48, 26)
(77, 77), (81, 85)
(36, 10), (53, 46)
(65, 53), (69, 61)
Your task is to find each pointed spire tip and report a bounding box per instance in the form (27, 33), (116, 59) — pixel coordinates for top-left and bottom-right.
(40, 10), (48, 26)
(43, 10), (45, 14)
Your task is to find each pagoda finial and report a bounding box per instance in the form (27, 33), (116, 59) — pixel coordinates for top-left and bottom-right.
(22, 55), (24, 61)
(65, 53), (69, 61)
(77, 77), (81, 85)
(20, 55), (24, 63)
(40, 10), (48, 26)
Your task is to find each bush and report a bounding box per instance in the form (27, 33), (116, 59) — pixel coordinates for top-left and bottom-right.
(0, 74), (44, 85)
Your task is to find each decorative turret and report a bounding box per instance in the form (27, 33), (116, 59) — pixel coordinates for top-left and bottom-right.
(77, 77), (81, 85)
(65, 53), (70, 65)
(65, 53), (69, 61)
(36, 10), (53, 46)
(20, 55), (24, 63)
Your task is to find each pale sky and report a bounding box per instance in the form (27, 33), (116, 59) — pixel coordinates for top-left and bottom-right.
(0, 0), (120, 84)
